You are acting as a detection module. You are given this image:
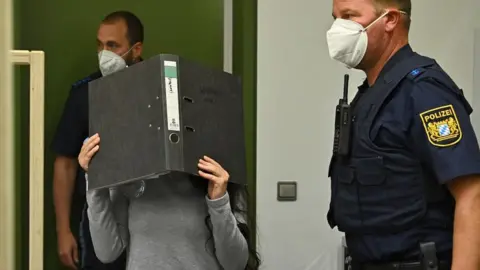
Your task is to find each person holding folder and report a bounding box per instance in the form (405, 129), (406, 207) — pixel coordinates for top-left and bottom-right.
(78, 134), (260, 270)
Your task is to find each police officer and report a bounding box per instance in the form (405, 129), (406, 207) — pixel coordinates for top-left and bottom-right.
(51, 11), (144, 269)
(326, 0), (480, 269)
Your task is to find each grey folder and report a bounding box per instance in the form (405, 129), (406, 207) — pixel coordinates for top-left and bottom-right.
(87, 54), (246, 190)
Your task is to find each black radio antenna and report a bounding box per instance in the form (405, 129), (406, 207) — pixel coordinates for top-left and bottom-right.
(343, 74), (349, 102)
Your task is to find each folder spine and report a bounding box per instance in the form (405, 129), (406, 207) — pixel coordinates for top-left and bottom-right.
(160, 56), (185, 171)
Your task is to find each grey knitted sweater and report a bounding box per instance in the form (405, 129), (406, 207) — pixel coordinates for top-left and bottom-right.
(86, 173), (249, 270)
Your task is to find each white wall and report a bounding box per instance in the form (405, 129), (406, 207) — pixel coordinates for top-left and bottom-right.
(256, 1), (480, 269)
(473, 28), (480, 140)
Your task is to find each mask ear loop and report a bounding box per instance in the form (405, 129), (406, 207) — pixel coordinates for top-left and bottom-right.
(120, 46), (135, 57)
(361, 11), (391, 32)
(120, 46), (136, 67)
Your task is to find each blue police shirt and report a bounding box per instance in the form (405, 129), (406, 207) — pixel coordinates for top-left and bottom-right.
(51, 71), (102, 195)
(345, 45), (480, 262)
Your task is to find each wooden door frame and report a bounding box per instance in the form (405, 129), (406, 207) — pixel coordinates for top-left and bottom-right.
(0, 0), (15, 268)
(11, 50), (45, 270)
(1, 2), (46, 270)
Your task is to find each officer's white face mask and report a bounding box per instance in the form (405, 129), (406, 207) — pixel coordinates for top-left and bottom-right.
(326, 12), (390, 69)
(98, 47), (133, 76)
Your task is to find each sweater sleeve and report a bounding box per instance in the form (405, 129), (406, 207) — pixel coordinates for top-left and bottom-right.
(206, 192), (249, 270)
(86, 184), (129, 263)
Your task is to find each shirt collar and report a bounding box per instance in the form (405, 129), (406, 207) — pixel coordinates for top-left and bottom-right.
(378, 44), (414, 81)
(358, 44), (414, 91)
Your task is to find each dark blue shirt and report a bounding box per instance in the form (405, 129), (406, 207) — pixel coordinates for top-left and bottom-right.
(51, 71), (102, 195)
(346, 45), (480, 262)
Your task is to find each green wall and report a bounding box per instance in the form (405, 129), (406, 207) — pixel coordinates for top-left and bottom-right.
(14, 0), (257, 269)
(233, 0), (257, 248)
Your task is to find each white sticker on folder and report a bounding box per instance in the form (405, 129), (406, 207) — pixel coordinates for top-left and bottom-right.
(164, 61), (180, 131)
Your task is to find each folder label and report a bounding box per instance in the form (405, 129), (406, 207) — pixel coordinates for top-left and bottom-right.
(164, 61), (180, 131)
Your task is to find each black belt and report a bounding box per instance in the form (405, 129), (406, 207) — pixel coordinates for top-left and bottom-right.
(361, 261), (450, 270)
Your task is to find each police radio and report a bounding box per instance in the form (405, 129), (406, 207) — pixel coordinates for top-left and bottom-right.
(332, 74), (352, 156)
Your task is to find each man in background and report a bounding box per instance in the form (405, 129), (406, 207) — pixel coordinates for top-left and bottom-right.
(51, 10), (144, 269)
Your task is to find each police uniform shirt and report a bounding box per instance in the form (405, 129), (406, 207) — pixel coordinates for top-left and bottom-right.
(51, 71), (102, 194)
(342, 45), (480, 262)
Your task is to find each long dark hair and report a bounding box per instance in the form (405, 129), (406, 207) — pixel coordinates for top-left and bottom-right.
(190, 176), (261, 269)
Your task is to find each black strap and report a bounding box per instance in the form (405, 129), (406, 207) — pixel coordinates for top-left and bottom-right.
(420, 242), (438, 270)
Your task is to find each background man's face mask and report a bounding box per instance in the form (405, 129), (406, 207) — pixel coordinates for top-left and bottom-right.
(98, 47), (134, 76)
(326, 12), (390, 69)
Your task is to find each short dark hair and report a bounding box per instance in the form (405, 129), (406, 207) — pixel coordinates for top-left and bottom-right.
(373, 0), (412, 30)
(102, 11), (144, 45)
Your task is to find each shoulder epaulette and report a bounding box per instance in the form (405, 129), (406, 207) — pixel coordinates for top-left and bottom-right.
(406, 67), (427, 81)
(71, 71), (102, 89)
(72, 76), (93, 88)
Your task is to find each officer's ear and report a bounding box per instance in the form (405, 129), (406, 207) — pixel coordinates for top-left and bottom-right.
(384, 10), (402, 32)
(131, 42), (143, 62)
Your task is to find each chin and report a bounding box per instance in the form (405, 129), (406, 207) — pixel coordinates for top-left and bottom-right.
(354, 62), (366, 71)
(355, 56), (372, 71)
